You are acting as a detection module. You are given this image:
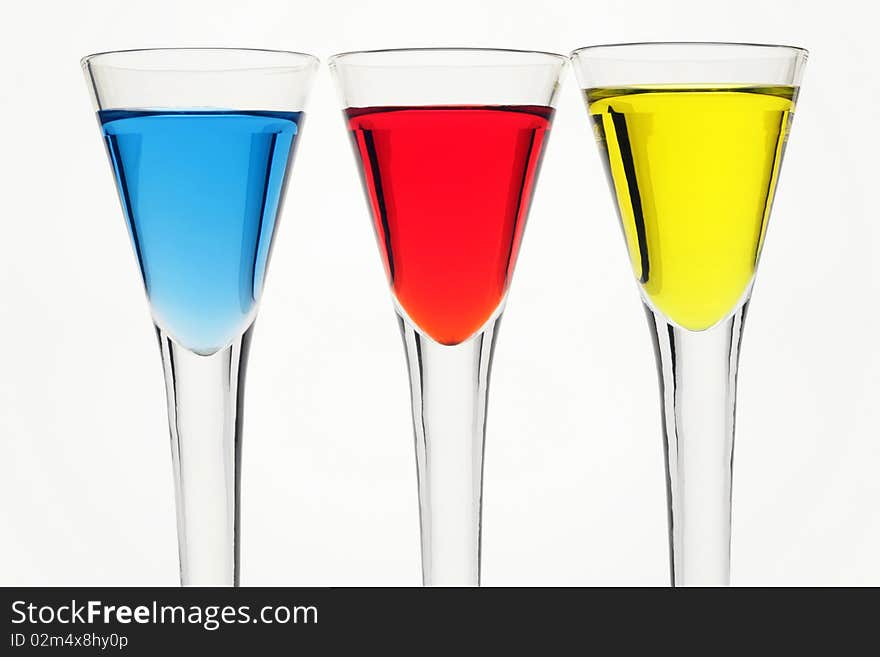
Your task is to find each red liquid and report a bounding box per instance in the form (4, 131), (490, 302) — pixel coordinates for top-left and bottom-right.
(347, 105), (554, 345)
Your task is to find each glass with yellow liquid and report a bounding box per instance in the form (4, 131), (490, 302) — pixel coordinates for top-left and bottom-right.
(571, 44), (808, 586)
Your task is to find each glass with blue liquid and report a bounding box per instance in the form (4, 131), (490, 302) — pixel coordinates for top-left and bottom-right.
(83, 49), (318, 585)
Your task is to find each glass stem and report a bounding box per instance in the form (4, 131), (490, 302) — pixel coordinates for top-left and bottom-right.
(646, 302), (748, 587)
(399, 312), (501, 586)
(157, 323), (253, 586)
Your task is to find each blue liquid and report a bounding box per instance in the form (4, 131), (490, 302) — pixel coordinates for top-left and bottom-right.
(100, 109), (302, 354)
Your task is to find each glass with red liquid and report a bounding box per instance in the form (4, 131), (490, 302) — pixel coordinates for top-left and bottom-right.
(331, 49), (566, 586)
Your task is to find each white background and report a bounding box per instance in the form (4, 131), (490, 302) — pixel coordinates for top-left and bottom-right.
(1, 0), (877, 586)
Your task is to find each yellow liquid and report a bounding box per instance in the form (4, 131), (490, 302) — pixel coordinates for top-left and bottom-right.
(587, 85), (796, 330)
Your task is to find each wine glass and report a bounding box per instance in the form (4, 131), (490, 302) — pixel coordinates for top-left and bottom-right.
(570, 42), (808, 586)
(82, 48), (318, 585)
(330, 48), (566, 585)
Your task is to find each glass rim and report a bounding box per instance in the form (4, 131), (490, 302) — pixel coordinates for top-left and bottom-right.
(328, 46), (568, 67)
(570, 41), (809, 58)
(80, 47), (320, 70)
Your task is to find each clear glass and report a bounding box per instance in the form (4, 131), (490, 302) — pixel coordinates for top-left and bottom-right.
(330, 48), (566, 586)
(82, 48), (319, 586)
(570, 42), (808, 586)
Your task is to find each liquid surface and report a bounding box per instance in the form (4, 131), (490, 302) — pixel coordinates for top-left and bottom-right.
(100, 109), (301, 353)
(587, 86), (795, 329)
(347, 105), (553, 345)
